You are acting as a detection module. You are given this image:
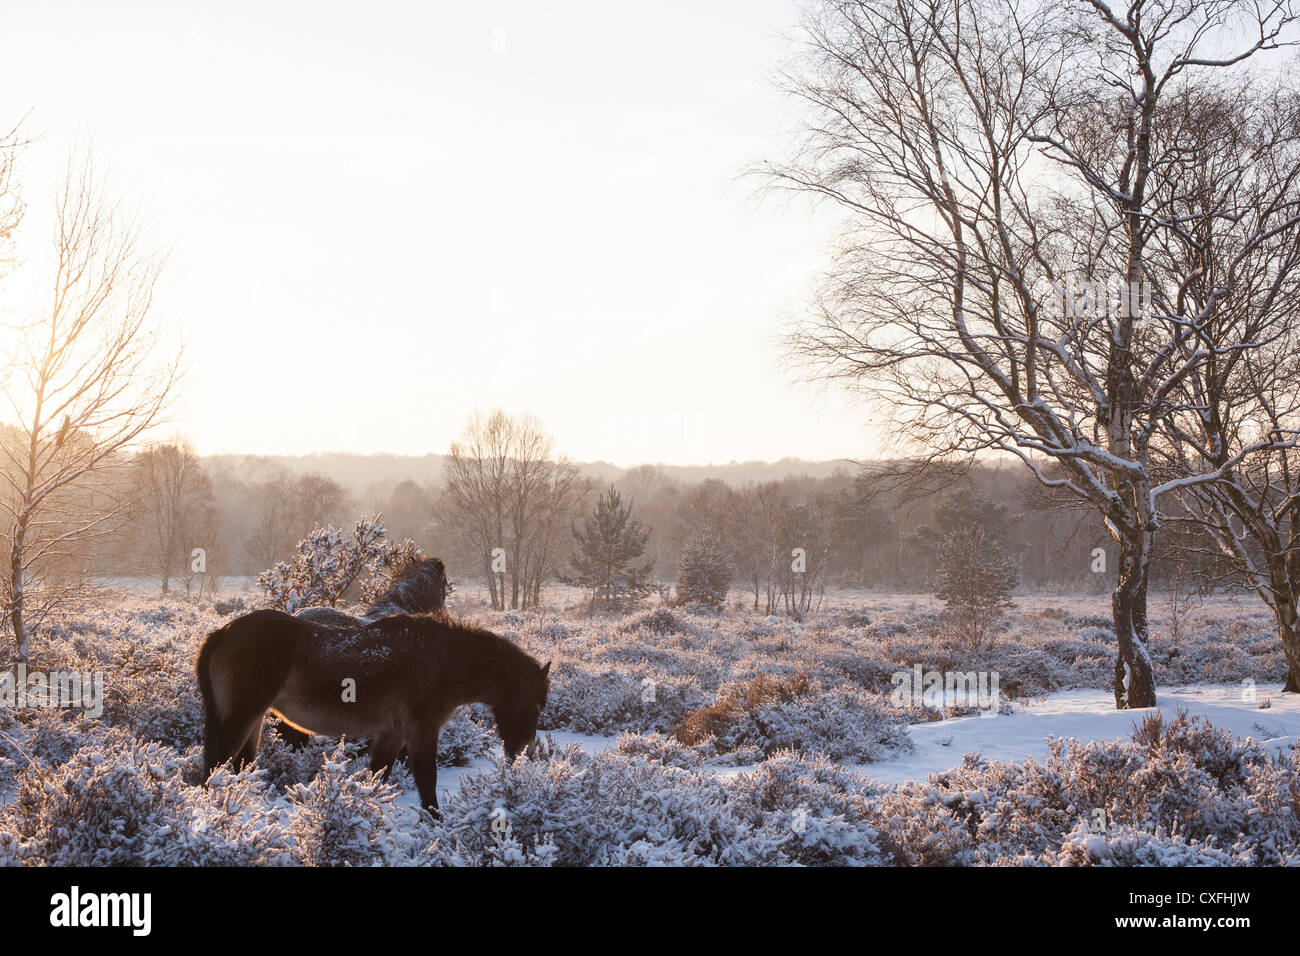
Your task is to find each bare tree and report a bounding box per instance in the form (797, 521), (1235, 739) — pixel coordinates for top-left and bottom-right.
(1, 154), (180, 660)
(292, 472), (351, 536)
(244, 473), (297, 572)
(1154, 82), (1300, 689)
(728, 482), (787, 613)
(516, 459), (587, 607)
(776, 489), (837, 619)
(725, 480), (835, 617)
(131, 440), (216, 595)
(438, 410), (587, 609)
(382, 478), (435, 545)
(0, 119), (24, 285)
(617, 464), (680, 581)
(770, 0), (1298, 707)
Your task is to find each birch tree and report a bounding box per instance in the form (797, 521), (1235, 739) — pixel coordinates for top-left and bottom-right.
(1, 155), (180, 661)
(771, 0), (1297, 707)
(1154, 82), (1300, 689)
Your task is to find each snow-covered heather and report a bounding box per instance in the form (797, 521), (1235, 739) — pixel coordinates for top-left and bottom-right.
(0, 588), (1295, 865)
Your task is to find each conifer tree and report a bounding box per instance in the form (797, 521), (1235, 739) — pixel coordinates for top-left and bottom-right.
(676, 529), (731, 610)
(568, 486), (653, 610)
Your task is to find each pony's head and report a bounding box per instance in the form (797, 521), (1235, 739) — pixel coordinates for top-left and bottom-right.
(496, 658), (551, 760)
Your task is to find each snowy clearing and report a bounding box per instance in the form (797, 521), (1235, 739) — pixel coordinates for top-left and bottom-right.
(425, 684), (1299, 803)
(1, 592), (1296, 865)
(849, 685), (1299, 786)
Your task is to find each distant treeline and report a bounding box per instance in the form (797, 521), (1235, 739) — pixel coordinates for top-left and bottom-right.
(4, 417), (1233, 613)
(86, 446), (1168, 596)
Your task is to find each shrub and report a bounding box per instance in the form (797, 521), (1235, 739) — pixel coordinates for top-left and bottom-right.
(286, 743), (403, 867)
(259, 518), (398, 611)
(1, 736), (292, 866)
(1052, 820), (1236, 866)
(613, 731), (704, 769)
(674, 672), (813, 747)
(616, 607), (688, 636)
(542, 662), (694, 735)
(674, 672), (910, 763)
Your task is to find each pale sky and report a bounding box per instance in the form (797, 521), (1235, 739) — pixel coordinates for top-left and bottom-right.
(1, 0), (881, 467)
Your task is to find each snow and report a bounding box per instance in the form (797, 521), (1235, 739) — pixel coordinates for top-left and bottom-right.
(849, 684), (1299, 785)
(408, 684), (1299, 805)
(6, 589), (1296, 865)
(390, 730), (617, 809)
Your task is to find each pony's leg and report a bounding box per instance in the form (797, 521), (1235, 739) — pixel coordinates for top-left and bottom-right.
(274, 720), (310, 749)
(236, 715), (265, 769)
(407, 734), (441, 816)
(204, 715), (264, 776)
(369, 734), (402, 779)
(203, 720), (248, 776)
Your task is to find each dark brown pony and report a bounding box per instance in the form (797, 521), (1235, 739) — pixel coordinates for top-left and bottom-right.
(280, 557), (449, 747)
(196, 610), (550, 813)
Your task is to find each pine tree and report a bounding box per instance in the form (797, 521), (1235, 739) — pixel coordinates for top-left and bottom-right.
(568, 486), (653, 610)
(917, 496), (1019, 650)
(676, 529), (731, 610)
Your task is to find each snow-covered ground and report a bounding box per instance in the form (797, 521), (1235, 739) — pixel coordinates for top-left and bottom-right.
(850, 684), (1299, 785)
(3, 591), (1297, 865)
(421, 683), (1299, 805)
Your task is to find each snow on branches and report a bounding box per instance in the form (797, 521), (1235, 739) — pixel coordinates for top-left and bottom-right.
(258, 518), (419, 612)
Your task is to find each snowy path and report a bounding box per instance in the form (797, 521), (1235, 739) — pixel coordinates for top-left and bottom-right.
(400, 684), (1299, 809)
(847, 684), (1299, 786)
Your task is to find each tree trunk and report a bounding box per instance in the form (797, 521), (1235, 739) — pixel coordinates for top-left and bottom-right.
(1112, 531), (1157, 709)
(8, 520), (27, 663)
(486, 560), (500, 610)
(1273, 600), (1300, 693)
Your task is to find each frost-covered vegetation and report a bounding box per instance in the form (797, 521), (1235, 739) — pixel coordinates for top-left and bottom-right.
(0, 589), (1294, 865)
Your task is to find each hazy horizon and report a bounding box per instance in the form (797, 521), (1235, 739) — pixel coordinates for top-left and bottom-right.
(198, 447), (868, 500)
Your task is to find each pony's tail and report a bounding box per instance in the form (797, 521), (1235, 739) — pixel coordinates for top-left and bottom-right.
(196, 622), (227, 762)
(196, 610), (309, 778)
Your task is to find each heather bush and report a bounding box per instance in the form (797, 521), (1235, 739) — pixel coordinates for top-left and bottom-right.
(432, 745), (831, 866)
(287, 743), (403, 867)
(612, 731), (704, 769)
(542, 661), (696, 735)
(616, 607), (689, 637)
(865, 713), (1298, 866)
(1052, 820), (1237, 866)
(252, 732), (368, 791)
(0, 590), (1291, 866)
(437, 708), (495, 766)
(0, 736), (293, 866)
(674, 672), (910, 764)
